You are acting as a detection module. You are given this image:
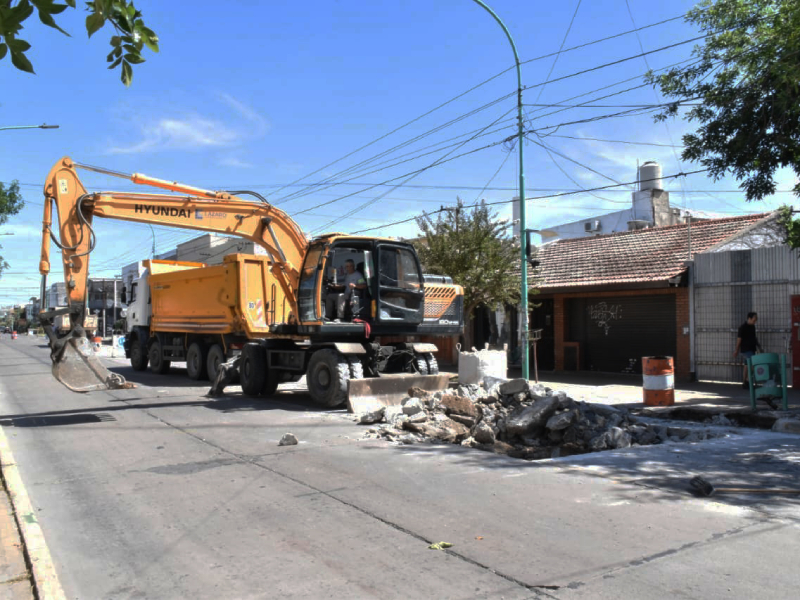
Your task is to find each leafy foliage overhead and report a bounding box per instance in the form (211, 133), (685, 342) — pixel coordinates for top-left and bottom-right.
(0, 0), (158, 86)
(648, 0), (800, 203)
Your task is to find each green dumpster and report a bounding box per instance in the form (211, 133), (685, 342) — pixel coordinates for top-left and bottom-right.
(746, 353), (788, 411)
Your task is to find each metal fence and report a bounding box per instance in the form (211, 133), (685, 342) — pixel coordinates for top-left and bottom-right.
(694, 246), (800, 382)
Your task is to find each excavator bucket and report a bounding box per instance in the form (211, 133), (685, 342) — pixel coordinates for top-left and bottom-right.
(51, 337), (134, 393)
(346, 373), (452, 413)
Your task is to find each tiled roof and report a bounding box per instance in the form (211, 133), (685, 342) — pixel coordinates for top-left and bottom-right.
(537, 213), (774, 289)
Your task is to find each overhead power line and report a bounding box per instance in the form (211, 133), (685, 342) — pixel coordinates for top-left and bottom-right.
(271, 10), (693, 204)
(351, 168), (710, 234)
(547, 134), (683, 147)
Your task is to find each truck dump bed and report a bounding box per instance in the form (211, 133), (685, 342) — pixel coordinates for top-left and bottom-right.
(148, 254), (288, 337)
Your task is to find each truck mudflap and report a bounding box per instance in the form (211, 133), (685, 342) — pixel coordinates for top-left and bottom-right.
(51, 337), (134, 393)
(346, 373), (451, 413)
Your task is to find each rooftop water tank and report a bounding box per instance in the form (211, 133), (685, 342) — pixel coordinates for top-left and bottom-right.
(639, 161), (662, 191)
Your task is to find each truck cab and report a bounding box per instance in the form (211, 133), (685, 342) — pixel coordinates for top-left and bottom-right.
(124, 273), (151, 331)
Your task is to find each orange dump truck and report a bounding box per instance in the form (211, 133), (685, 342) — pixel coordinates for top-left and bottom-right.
(125, 254), (292, 383)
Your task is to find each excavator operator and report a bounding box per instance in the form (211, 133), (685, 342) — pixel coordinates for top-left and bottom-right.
(325, 258), (368, 321)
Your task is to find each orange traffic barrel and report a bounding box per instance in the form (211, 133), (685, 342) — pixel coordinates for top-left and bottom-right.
(642, 356), (675, 406)
(11, 331), (17, 340)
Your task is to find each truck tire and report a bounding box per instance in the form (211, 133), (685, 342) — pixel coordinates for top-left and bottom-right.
(186, 343), (208, 380)
(424, 353), (439, 375)
(262, 370), (280, 398)
(148, 340), (171, 374)
(307, 349), (349, 407)
(207, 344), (225, 383)
(130, 338), (148, 371)
(240, 344), (266, 397)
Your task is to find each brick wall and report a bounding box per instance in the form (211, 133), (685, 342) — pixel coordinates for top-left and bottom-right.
(544, 287), (691, 381)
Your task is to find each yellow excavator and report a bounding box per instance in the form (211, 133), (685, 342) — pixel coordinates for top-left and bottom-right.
(38, 157), (463, 410)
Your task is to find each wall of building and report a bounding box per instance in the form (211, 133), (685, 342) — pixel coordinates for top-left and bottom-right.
(176, 234), (266, 265)
(547, 287), (690, 380)
(694, 245), (799, 382)
(47, 281), (67, 309)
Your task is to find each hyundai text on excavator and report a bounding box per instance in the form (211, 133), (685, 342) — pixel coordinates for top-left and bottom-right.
(38, 157), (463, 410)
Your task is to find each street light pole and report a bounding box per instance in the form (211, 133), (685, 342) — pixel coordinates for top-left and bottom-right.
(469, 0), (529, 379)
(0, 124), (60, 131)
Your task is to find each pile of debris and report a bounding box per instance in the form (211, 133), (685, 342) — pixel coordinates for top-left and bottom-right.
(358, 378), (722, 459)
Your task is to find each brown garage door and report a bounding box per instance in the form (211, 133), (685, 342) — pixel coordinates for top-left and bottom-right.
(567, 294), (676, 374)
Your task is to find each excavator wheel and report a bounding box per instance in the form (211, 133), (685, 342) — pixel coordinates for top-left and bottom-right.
(307, 349), (349, 407)
(148, 340), (171, 375)
(206, 344), (226, 383)
(130, 337), (149, 371)
(412, 355), (429, 376)
(186, 343), (208, 381)
(424, 353), (439, 375)
(240, 344), (266, 396)
(349, 359), (364, 380)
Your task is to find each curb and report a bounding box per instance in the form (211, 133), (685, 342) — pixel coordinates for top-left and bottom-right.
(0, 426), (66, 600)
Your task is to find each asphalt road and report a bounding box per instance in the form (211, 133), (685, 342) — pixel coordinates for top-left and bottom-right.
(1, 335), (799, 599)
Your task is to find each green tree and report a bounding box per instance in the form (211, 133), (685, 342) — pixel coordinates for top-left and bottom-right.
(414, 199), (525, 349)
(647, 0), (800, 239)
(0, 180), (24, 276)
(1, 0), (158, 86)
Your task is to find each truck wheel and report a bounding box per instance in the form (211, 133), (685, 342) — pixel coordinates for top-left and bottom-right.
(240, 344), (266, 396)
(148, 340), (171, 374)
(307, 349), (349, 407)
(186, 343), (208, 380)
(424, 353), (439, 375)
(262, 371), (280, 398)
(130, 338), (148, 371)
(207, 344), (225, 382)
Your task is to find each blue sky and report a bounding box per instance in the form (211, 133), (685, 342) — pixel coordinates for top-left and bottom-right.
(1, 0), (797, 305)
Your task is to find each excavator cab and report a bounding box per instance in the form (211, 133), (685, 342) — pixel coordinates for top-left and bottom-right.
(298, 238), (426, 331)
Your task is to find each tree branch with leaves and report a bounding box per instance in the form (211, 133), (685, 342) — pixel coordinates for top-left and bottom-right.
(0, 180), (24, 276)
(0, 0), (158, 86)
(414, 199), (525, 349)
(647, 0), (800, 230)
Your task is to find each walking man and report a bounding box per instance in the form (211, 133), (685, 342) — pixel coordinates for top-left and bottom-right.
(733, 312), (762, 388)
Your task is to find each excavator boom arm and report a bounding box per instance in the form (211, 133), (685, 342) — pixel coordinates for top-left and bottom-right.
(40, 157), (308, 316)
(38, 156), (309, 393)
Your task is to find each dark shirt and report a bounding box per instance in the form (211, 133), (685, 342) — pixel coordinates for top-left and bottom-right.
(738, 322), (760, 353)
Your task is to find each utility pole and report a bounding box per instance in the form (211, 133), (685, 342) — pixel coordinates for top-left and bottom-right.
(102, 279), (107, 338)
(470, 0), (529, 378)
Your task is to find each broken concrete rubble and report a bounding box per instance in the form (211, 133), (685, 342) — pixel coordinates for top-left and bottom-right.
(278, 433), (298, 446)
(358, 378), (726, 460)
(357, 406), (386, 424)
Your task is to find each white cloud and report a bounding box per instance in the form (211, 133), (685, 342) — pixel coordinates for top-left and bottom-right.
(219, 156), (254, 169)
(108, 94), (269, 154)
(109, 116), (240, 154)
(219, 93), (270, 134)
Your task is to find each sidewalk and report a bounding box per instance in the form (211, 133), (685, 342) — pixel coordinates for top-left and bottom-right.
(504, 369), (800, 424)
(0, 473), (34, 599)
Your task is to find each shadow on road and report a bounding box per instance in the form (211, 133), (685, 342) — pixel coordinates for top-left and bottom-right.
(368, 435), (800, 513)
(0, 413), (116, 427)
